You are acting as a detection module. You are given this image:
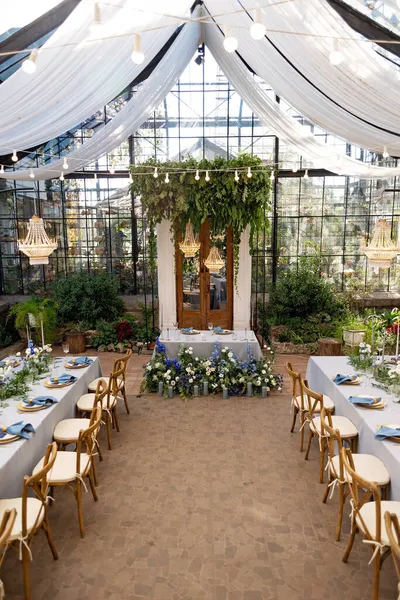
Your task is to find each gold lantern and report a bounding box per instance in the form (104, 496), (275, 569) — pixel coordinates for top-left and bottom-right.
(18, 215), (57, 265)
(204, 245), (224, 273)
(361, 219), (400, 272)
(179, 221), (200, 257)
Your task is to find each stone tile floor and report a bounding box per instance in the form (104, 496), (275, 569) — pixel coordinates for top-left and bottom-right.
(1, 352), (398, 599)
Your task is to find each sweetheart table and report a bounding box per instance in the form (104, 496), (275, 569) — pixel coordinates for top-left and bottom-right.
(158, 329), (263, 361)
(0, 356), (101, 499)
(306, 356), (400, 500)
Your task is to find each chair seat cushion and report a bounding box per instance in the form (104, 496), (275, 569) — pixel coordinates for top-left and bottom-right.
(330, 454), (390, 486)
(312, 415), (358, 438)
(33, 452), (91, 484)
(356, 501), (400, 546)
(294, 394), (335, 411)
(77, 393), (116, 412)
(0, 497), (44, 541)
(88, 377), (108, 392)
(53, 418), (90, 442)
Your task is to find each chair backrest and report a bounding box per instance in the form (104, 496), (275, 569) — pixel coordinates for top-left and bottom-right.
(107, 365), (125, 405)
(76, 406), (102, 474)
(93, 377), (108, 408)
(384, 511), (400, 585)
(341, 447), (381, 542)
(0, 509), (16, 548)
(320, 407), (343, 478)
(22, 442), (58, 537)
(285, 362), (303, 406)
(300, 378), (323, 418)
(113, 349), (132, 379)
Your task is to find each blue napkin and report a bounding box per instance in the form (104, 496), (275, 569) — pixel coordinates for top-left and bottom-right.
(182, 328), (194, 334)
(375, 426), (400, 440)
(348, 395), (379, 405)
(23, 396), (58, 407)
(333, 374), (357, 385)
(70, 357), (92, 366)
(0, 361), (5, 367)
(0, 422), (35, 440)
(50, 373), (77, 384)
(214, 326), (223, 333)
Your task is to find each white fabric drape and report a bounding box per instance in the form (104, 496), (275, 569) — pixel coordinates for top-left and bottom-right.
(205, 23), (400, 178)
(206, 0), (400, 156)
(0, 19), (201, 180)
(0, 0), (193, 154)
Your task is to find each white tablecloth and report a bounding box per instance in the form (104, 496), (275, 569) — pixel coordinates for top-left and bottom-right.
(158, 330), (263, 361)
(0, 356), (101, 499)
(306, 356), (400, 500)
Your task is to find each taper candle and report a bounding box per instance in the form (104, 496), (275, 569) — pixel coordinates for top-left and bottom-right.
(41, 319), (45, 348)
(396, 320), (400, 363)
(158, 381), (163, 397)
(168, 385), (173, 399)
(194, 385), (199, 397)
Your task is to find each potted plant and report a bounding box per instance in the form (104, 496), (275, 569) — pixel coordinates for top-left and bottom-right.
(65, 322), (87, 354)
(9, 297), (57, 343)
(341, 313), (366, 348)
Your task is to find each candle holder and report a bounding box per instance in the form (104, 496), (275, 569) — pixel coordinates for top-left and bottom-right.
(261, 386), (267, 398)
(193, 385), (199, 397)
(158, 381), (163, 397)
(222, 386), (228, 400)
(168, 386), (173, 399)
(203, 381), (209, 395)
(247, 382), (252, 397)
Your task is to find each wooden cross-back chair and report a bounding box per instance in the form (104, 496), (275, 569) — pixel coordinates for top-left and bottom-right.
(320, 407), (389, 541)
(0, 509), (17, 600)
(88, 349), (132, 414)
(384, 512), (400, 600)
(0, 442), (58, 600)
(341, 447), (400, 600)
(300, 378), (358, 483)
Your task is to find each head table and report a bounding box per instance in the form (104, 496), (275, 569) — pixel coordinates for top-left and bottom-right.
(306, 356), (400, 500)
(157, 329), (263, 361)
(0, 356), (101, 499)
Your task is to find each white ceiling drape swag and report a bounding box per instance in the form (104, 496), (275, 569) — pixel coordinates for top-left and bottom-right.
(0, 0), (193, 155)
(206, 0), (400, 156)
(0, 18), (201, 181)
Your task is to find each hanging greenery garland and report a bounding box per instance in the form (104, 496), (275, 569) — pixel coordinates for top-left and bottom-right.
(130, 154), (272, 284)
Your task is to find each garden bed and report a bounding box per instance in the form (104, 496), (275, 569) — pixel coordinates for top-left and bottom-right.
(271, 340), (317, 355)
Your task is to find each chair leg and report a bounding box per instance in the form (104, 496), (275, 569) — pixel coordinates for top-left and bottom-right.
(336, 482), (345, 542)
(319, 438), (325, 484)
(43, 512), (58, 560)
(22, 543), (31, 600)
(299, 412), (305, 452)
(342, 522), (357, 563)
(305, 429), (313, 460)
(113, 407), (120, 433)
(372, 552), (381, 600)
(105, 412), (112, 450)
(290, 405), (298, 433)
(88, 468), (98, 502)
(322, 473), (331, 504)
(76, 481), (85, 538)
(91, 453), (98, 486)
(352, 436), (358, 453)
(97, 438), (103, 462)
(122, 386), (130, 415)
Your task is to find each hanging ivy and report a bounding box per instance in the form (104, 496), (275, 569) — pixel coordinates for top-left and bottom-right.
(130, 154), (272, 285)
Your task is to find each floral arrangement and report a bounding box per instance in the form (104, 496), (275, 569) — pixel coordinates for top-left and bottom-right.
(348, 341), (374, 371)
(25, 343), (53, 379)
(141, 338), (282, 399)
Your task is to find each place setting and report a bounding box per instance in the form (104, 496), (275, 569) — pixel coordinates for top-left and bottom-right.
(0, 422), (35, 445)
(332, 373), (361, 386)
(374, 424), (400, 444)
(17, 396), (58, 413)
(44, 373), (77, 388)
(347, 394), (386, 410)
(65, 356), (93, 369)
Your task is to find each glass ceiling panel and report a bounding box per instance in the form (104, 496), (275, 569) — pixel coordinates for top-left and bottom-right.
(0, 1), (64, 37)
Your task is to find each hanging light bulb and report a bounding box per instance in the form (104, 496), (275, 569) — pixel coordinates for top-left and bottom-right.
(303, 169), (309, 179)
(29, 168), (35, 179)
(131, 33), (145, 65)
(153, 167), (158, 178)
(247, 166), (252, 178)
(109, 165), (115, 174)
(0, 165), (4, 174)
(223, 26), (238, 53)
(62, 158), (69, 170)
(90, 2), (102, 33)
(94, 173), (97, 181)
(329, 39), (343, 66)
(59, 172), (64, 181)
(195, 169), (200, 181)
(270, 170), (275, 181)
(11, 150), (18, 162)
(234, 170), (239, 182)
(205, 170), (210, 182)
(383, 146), (389, 158)
(165, 173), (170, 183)
(22, 48), (38, 74)
(292, 164), (298, 173)
(250, 8), (266, 40)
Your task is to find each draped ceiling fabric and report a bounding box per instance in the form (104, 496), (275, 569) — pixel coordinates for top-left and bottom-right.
(2, 0), (400, 180)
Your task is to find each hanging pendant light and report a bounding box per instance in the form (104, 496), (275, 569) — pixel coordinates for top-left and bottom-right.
(361, 219), (400, 272)
(18, 216), (57, 265)
(204, 245), (224, 273)
(179, 221), (200, 258)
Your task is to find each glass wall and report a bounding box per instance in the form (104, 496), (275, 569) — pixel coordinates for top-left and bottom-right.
(1, 46), (399, 297)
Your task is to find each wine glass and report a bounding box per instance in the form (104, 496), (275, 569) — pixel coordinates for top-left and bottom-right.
(208, 323), (213, 334)
(62, 342), (70, 359)
(173, 321), (178, 339)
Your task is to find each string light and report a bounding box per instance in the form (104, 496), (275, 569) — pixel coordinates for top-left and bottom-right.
(223, 26), (238, 53)
(164, 172), (169, 183)
(234, 170), (239, 182)
(0, 165), (4, 174)
(205, 170), (210, 182)
(153, 167), (158, 178)
(109, 165), (115, 174)
(329, 39), (343, 66)
(131, 33), (145, 65)
(292, 164), (298, 173)
(270, 170), (275, 181)
(29, 168), (35, 179)
(383, 146), (389, 158)
(59, 172), (64, 181)
(195, 169), (200, 181)
(303, 169), (309, 179)
(247, 166), (252, 178)
(250, 8), (266, 40)
(11, 150), (18, 162)
(62, 158), (69, 170)
(94, 173), (97, 181)
(90, 2), (102, 33)
(22, 48), (38, 74)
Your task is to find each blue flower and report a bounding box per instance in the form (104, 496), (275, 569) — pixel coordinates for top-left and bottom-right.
(155, 337), (167, 354)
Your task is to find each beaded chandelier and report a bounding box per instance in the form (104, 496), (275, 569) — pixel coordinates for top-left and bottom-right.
(361, 219), (400, 271)
(204, 245), (224, 273)
(179, 221), (200, 257)
(18, 215), (58, 265)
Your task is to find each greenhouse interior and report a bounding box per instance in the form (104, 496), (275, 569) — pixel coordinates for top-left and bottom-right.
(2, 1), (400, 599)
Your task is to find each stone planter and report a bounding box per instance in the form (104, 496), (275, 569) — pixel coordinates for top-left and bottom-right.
(343, 329), (366, 347)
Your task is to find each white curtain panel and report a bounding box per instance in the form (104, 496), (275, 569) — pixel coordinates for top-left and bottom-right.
(205, 0), (400, 156)
(205, 23), (400, 178)
(0, 0), (193, 154)
(0, 18), (201, 180)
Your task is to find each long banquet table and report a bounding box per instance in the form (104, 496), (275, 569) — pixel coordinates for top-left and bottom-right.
(158, 329), (263, 360)
(0, 356), (101, 499)
(306, 356), (400, 500)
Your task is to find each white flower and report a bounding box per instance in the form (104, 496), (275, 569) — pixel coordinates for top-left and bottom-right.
(25, 348), (30, 356)
(222, 349), (227, 353)
(16, 352), (21, 357)
(188, 350), (193, 355)
(228, 352), (233, 359)
(176, 376), (179, 381)
(212, 383), (217, 388)
(219, 374), (224, 379)
(146, 365), (152, 371)
(153, 375), (157, 380)
(262, 370), (266, 375)
(232, 379), (236, 384)
(171, 381), (176, 386)
(166, 375), (171, 381)
(155, 362), (160, 368)
(267, 347), (271, 351)
(34, 348), (40, 355)
(278, 387), (282, 391)
(189, 347), (193, 351)
(239, 377), (244, 383)
(186, 367), (191, 373)
(189, 378), (193, 383)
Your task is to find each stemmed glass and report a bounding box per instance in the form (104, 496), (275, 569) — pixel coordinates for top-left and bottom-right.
(62, 342), (70, 363)
(208, 323), (213, 336)
(173, 321), (178, 339)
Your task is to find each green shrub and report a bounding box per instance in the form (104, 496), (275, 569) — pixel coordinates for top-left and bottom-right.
(90, 320), (119, 348)
(8, 297), (58, 341)
(51, 273), (124, 328)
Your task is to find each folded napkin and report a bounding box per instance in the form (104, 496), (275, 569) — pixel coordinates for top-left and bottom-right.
(181, 328), (194, 334)
(23, 396), (58, 407)
(348, 395), (380, 406)
(333, 374), (357, 385)
(0, 422), (35, 440)
(50, 373), (77, 384)
(214, 326), (223, 333)
(375, 426), (400, 440)
(0, 361), (5, 367)
(70, 356), (92, 365)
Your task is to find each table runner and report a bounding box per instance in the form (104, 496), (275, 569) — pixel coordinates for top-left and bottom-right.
(306, 356), (400, 500)
(157, 330), (263, 361)
(0, 356), (101, 499)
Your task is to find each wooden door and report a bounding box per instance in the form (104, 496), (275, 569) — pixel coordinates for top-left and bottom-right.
(176, 221), (233, 330)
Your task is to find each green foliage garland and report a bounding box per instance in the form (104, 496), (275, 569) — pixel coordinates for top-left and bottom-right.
(130, 155), (271, 285)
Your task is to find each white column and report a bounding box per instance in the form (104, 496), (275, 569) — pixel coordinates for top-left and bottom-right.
(156, 219), (176, 329)
(234, 225), (251, 329)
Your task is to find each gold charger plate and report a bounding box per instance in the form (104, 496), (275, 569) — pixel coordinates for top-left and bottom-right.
(214, 330), (232, 335)
(17, 401), (48, 413)
(44, 379), (75, 389)
(376, 423), (400, 443)
(65, 361), (91, 369)
(351, 396), (385, 410)
(181, 330), (200, 335)
(0, 432), (20, 444)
